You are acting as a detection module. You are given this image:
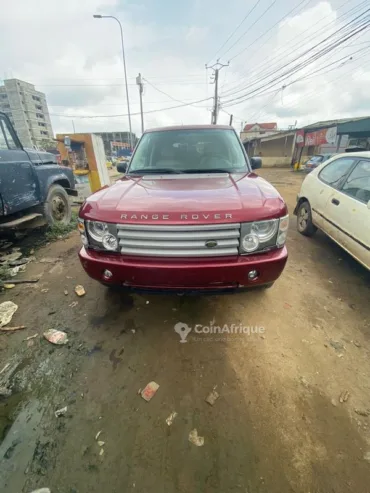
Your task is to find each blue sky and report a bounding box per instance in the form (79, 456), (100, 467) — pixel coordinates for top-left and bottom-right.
(1, 0), (369, 136)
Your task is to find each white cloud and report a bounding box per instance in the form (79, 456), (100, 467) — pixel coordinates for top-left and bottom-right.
(0, 0), (369, 138)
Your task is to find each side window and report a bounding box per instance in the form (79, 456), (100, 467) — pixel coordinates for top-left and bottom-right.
(0, 118), (18, 150)
(319, 158), (356, 188)
(342, 160), (370, 204)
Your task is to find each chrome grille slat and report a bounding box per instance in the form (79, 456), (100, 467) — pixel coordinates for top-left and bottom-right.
(117, 223), (239, 232)
(117, 230), (240, 240)
(117, 222), (241, 257)
(120, 239), (239, 248)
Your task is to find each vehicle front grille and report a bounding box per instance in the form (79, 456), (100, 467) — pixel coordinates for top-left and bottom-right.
(117, 223), (241, 257)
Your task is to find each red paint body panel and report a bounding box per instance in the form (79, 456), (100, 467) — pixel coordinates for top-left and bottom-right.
(79, 172), (287, 224)
(79, 246), (288, 291)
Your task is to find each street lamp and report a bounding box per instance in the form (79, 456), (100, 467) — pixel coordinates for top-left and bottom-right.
(93, 14), (133, 150)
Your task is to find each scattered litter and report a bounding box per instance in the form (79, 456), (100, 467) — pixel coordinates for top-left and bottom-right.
(9, 257), (31, 267)
(66, 276), (72, 279)
(43, 329), (69, 345)
(0, 325), (26, 332)
(131, 329), (136, 334)
(329, 339), (345, 352)
(137, 388), (142, 395)
(64, 289), (68, 295)
(364, 451), (370, 462)
(3, 284), (15, 289)
(40, 257), (59, 263)
(95, 431), (102, 440)
(1, 279), (39, 285)
(172, 308), (177, 312)
(55, 406), (68, 418)
(0, 362), (11, 375)
(299, 376), (310, 388)
(0, 386), (12, 398)
(9, 265), (26, 277)
(0, 242), (13, 250)
(97, 441), (105, 447)
(28, 489), (51, 493)
(0, 301), (18, 327)
(30, 249), (35, 255)
(74, 285), (86, 297)
(353, 340), (361, 348)
(188, 429), (204, 447)
(355, 408), (370, 417)
(166, 411), (177, 426)
(331, 398), (337, 407)
(27, 340), (35, 348)
(141, 381), (160, 402)
(339, 390), (350, 403)
(99, 448), (104, 456)
(69, 301), (78, 308)
(41, 289), (49, 293)
(146, 300), (149, 304)
(205, 389), (219, 406)
(0, 251), (23, 263)
(284, 302), (292, 309)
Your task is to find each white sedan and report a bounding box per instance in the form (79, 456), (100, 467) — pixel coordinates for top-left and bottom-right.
(294, 151), (370, 270)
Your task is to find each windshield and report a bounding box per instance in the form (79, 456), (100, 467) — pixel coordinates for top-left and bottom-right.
(309, 155), (324, 163)
(127, 128), (249, 174)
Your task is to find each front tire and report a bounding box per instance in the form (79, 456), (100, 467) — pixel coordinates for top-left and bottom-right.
(42, 185), (72, 226)
(297, 200), (317, 237)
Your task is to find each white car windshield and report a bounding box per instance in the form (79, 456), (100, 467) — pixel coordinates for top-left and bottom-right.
(127, 128), (249, 174)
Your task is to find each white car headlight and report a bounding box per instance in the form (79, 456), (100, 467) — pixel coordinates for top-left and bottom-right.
(240, 218), (283, 254)
(87, 221), (109, 242)
(85, 220), (119, 251)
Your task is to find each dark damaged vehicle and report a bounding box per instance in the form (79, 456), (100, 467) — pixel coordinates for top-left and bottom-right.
(0, 112), (77, 231)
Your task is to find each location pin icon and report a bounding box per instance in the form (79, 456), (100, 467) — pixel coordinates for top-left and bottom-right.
(174, 322), (192, 343)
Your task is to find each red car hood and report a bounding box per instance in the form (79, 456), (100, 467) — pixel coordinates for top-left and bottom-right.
(80, 172), (287, 224)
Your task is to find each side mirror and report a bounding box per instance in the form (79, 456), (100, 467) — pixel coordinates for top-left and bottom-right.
(250, 157), (262, 170)
(117, 162), (128, 173)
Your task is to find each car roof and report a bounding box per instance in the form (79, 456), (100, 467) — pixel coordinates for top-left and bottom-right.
(144, 125), (234, 133)
(334, 151), (370, 159)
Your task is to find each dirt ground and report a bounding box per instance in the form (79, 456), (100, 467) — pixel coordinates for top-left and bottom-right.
(1, 168), (370, 493)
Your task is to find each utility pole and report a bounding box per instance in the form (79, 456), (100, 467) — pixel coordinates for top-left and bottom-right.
(229, 114), (233, 126)
(72, 120), (76, 133)
(136, 73), (144, 134)
(205, 60), (229, 125)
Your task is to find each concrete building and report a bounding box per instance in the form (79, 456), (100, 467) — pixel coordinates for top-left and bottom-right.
(93, 131), (138, 156)
(0, 78), (54, 148)
(240, 122), (278, 142)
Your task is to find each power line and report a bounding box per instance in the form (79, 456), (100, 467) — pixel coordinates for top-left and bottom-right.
(228, 0), (310, 62)
(221, 0), (367, 97)
(49, 96), (213, 119)
(220, 0), (278, 59)
(207, 0), (263, 64)
(220, 9), (370, 106)
(143, 78), (208, 108)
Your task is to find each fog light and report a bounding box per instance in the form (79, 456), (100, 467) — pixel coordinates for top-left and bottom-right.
(248, 270), (258, 280)
(102, 233), (118, 251)
(103, 269), (113, 280)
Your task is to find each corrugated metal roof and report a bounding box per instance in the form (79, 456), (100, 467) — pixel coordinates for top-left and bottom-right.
(303, 116), (370, 130)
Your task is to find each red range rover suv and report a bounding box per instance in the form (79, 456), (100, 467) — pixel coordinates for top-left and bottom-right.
(78, 125), (288, 293)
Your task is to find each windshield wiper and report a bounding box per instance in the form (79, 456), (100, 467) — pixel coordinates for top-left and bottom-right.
(181, 168), (242, 174)
(128, 168), (183, 174)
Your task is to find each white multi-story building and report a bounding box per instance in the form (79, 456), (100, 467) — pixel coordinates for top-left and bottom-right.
(0, 78), (54, 148)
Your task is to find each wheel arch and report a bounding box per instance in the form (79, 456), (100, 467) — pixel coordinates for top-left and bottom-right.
(294, 196), (310, 215)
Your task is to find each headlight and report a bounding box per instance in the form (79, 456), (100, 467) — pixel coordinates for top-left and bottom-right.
(240, 218), (280, 254)
(102, 233), (118, 251)
(87, 221), (109, 242)
(251, 219), (278, 242)
(84, 220), (119, 252)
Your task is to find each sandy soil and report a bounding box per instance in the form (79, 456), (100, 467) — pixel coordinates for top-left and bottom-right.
(1, 168), (370, 493)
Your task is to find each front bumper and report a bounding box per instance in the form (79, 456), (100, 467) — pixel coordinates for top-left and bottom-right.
(78, 246), (288, 293)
